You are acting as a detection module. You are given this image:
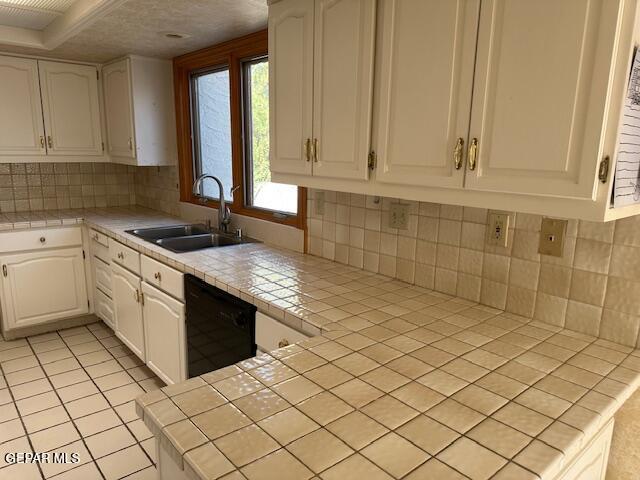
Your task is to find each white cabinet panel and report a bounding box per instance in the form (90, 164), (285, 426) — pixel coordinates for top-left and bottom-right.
(0, 56), (45, 155)
(0, 247), (88, 330)
(38, 61), (103, 156)
(374, 0), (479, 188)
(466, 0), (622, 199)
(142, 282), (186, 385)
(102, 58), (135, 158)
(255, 312), (309, 352)
(94, 256), (112, 297)
(95, 288), (115, 330)
(269, 0), (314, 176)
(311, 0), (375, 180)
(111, 262), (145, 360)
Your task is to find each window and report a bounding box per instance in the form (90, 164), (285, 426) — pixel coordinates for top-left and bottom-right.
(174, 30), (305, 229)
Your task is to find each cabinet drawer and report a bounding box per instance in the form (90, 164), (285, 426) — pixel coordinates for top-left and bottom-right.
(91, 238), (109, 264)
(256, 312), (310, 352)
(141, 255), (183, 301)
(88, 229), (109, 247)
(95, 288), (115, 330)
(94, 256), (112, 297)
(0, 227), (82, 254)
(109, 238), (140, 274)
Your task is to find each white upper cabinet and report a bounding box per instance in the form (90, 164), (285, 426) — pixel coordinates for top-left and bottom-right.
(102, 55), (178, 166)
(0, 56), (45, 156)
(311, 0), (376, 180)
(269, 0), (314, 176)
(102, 58), (135, 158)
(38, 61), (103, 156)
(465, 0), (623, 199)
(374, 0), (479, 188)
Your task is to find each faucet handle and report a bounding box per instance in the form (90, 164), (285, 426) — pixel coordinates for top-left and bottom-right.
(230, 185), (240, 198)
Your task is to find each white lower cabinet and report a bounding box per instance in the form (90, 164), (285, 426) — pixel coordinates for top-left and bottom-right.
(94, 288), (115, 330)
(555, 419), (614, 480)
(0, 246), (88, 330)
(111, 262), (145, 360)
(142, 282), (186, 385)
(255, 312), (310, 352)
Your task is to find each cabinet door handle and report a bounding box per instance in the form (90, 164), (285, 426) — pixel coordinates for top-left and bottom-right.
(313, 138), (318, 163)
(154, 272), (161, 281)
(453, 137), (464, 170)
(47, 136), (53, 149)
(2, 265), (6, 277)
(305, 138), (311, 162)
(40, 136), (45, 149)
(278, 339), (290, 348)
(117, 252), (124, 259)
(134, 289), (140, 303)
(140, 292), (144, 306)
(468, 138), (478, 171)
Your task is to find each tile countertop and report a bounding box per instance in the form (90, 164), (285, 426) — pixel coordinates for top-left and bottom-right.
(4, 208), (640, 479)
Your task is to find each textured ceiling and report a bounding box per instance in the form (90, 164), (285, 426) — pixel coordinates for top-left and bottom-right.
(0, 0), (268, 62)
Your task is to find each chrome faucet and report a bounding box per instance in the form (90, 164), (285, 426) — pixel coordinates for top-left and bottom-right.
(192, 174), (231, 233)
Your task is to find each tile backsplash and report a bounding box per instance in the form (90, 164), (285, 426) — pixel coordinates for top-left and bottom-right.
(134, 165), (181, 216)
(0, 163), (136, 212)
(307, 189), (640, 347)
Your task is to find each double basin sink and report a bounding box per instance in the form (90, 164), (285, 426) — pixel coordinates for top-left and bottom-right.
(125, 224), (256, 253)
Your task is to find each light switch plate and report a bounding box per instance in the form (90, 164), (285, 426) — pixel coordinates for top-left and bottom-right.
(539, 217), (567, 257)
(389, 203), (409, 230)
(487, 213), (509, 247)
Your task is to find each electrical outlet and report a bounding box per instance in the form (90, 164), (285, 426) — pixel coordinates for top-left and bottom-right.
(488, 213), (510, 247)
(315, 192), (325, 216)
(539, 218), (567, 257)
(389, 203), (409, 230)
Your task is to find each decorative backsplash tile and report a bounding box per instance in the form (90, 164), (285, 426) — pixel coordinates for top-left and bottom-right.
(134, 165), (181, 216)
(0, 163), (136, 212)
(307, 189), (640, 346)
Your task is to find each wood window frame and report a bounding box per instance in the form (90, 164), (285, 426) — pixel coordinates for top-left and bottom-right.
(174, 29), (306, 229)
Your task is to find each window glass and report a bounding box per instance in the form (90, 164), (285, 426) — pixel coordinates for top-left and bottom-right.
(243, 58), (297, 214)
(191, 67), (234, 201)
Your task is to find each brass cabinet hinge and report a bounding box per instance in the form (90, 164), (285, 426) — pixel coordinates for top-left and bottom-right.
(368, 151), (377, 170)
(598, 156), (610, 183)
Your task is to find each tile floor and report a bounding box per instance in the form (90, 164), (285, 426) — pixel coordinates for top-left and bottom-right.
(0, 321), (165, 480)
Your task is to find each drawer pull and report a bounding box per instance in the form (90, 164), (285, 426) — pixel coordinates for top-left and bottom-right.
(117, 252), (124, 259)
(39, 237), (46, 243)
(93, 233), (99, 241)
(453, 137), (464, 170)
(2, 265), (6, 277)
(154, 272), (162, 281)
(468, 137), (478, 171)
(47, 136), (53, 149)
(278, 339), (290, 348)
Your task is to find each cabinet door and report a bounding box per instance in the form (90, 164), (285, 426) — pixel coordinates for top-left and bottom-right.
(0, 248), (88, 330)
(466, 0), (622, 199)
(311, 0), (376, 180)
(374, 0), (479, 188)
(268, 0), (314, 176)
(111, 263), (145, 360)
(38, 61), (103, 156)
(142, 282), (186, 385)
(0, 56), (46, 155)
(102, 59), (136, 158)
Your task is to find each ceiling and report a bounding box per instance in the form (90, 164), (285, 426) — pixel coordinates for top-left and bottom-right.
(0, 0), (268, 63)
(0, 0), (77, 30)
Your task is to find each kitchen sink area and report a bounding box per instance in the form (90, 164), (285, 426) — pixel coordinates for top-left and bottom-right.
(125, 224), (257, 253)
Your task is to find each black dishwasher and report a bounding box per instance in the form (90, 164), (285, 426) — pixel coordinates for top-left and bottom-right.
(184, 275), (257, 378)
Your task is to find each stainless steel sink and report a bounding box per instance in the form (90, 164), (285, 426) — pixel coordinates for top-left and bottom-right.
(156, 233), (245, 253)
(126, 224), (257, 253)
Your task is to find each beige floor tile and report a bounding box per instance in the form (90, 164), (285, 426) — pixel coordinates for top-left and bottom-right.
(114, 401), (139, 422)
(37, 347), (73, 365)
(42, 358), (82, 377)
(120, 465), (157, 480)
(361, 432), (429, 478)
(50, 462), (103, 480)
(234, 389), (291, 422)
(320, 453), (392, 480)
(74, 408), (123, 437)
(214, 424), (279, 467)
(0, 402), (18, 423)
(437, 437), (506, 480)
(77, 350), (113, 367)
(69, 341), (104, 357)
(287, 428), (354, 473)
(361, 395), (419, 429)
(56, 381), (100, 403)
(103, 383), (145, 407)
(85, 424), (137, 458)
(467, 418), (532, 459)
(1, 355), (39, 374)
(184, 443), (235, 480)
(40, 440), (91, 478)
(138, 377), (164, 392)
(272, 376), (323, 404)
(31, 339), (66, 354)
(30, 421), (80, 452)
(0, 388), (12, 406)
(49, 369), (90, 389)
(258, 407), (319, 445)
(9, 378), (52, 400)
(23, 405), (70, 433)
(242, 449), (313, 479)
(325, 411), (388, 450)
(0, 462), (42, 480)
(63, 332), (97, 347)
(85, 360), (123, 379)
(0, 436), (32, 468)
(127, 366), (156, 382)
(404, 458), (467, 480)
(0, 345), (32, 363)
(425, 399), (485, 434)
(127, 418), (153, 441)
(94, 371), (135, 392)
(117, 354), (144, 370)
(397, 416), (459, 455)
(192, 403), (252, 440)
(5, 366), (45, 386)
(96, 444), (152, 480)
(0, 418), (25, 443)
(140, 437), (156, 463)
(65, 393), (110, 419)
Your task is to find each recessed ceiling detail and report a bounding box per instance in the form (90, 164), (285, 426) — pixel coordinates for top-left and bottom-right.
(0, 0), (76, 30)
